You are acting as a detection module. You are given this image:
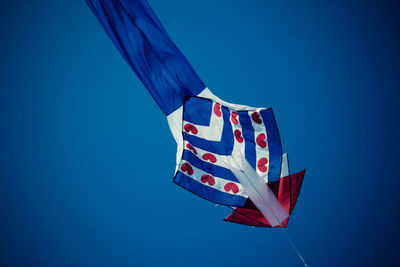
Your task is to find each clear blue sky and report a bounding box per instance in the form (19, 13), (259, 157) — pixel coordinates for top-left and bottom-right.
(0, 1), (399, 266)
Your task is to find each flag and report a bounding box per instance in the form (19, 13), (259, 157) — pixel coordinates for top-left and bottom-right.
(85, 0), (305, 227)
(175, 96), (282, 207)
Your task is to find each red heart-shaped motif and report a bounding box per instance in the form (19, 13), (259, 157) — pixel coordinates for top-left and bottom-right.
(234, 130), (244, 143)
(251, 112), (262, 124)
(213, 103), (222, 117)
(224, 182), (239, 193)
(231, 112), (239, 124)
(184, 123), (198, 134)
(181, 163), (194, 175)
(186, 143), (197, 154)
(202, 153), (217, 163)
(256, 133), (267, 148)
(201, 174), (215, 186)
(257, 158), (268, 173)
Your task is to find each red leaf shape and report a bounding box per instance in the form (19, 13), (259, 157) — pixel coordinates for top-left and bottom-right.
(201, 174), (215, 186)
(213, 103), (222, 117)
(257, 158), (268, 173)
(202, 153), (217, 163)
(186, 143), (197, 154)
(231, 112), (239, 124)
(184, 123), (198, 134)
(224, 182), (239, 193)
(256, 133), (267, 148)
(251, 112), (262, 124)
(181, 163), (194, 175)
(234, 129), (244, 143)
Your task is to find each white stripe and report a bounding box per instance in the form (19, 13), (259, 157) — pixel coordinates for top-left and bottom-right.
(179, 160), (247, 197)
(167, 87), (273, 175)
(229, 110), (247, 176)
(166, 106), (184, 175)
(280, 153), (289, 178)
(183, 140), (232, 169)
(249, 110), (270, 182)
(197, 88), (270, 111)
(182, 110), (247, 171)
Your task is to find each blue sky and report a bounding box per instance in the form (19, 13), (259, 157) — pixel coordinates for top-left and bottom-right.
(0, 1), (399, 266)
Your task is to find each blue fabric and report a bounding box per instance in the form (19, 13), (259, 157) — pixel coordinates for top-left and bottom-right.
(182, 151), (239, 183)
(85, 0), (205, 115)
(86, 1), (283, 207)
(178, 97), (282, 205)
(239, 111), (257, 169)
(183, 103), (234, 155)
(174, 172), (247, 207)
(260, 108), (282, 182)
(183, 97), (212, 126)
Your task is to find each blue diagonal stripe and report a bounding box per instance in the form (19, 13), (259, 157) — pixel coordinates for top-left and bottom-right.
(260, 108), (282, 182)
(174, 172), (247, 206)
(183, 105), (234, 155)
(182, 150), (239, 182)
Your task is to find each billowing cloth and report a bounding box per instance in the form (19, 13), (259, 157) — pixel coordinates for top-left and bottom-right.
(86, 0), (304, 227)
(86, 0), (205, 115)
(176, 96), (283, 208)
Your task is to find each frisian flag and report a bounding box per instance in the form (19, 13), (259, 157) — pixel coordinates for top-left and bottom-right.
(85, 0), (305, 227)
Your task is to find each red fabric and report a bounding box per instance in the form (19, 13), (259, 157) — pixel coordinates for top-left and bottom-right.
(223, 170), (305, 227)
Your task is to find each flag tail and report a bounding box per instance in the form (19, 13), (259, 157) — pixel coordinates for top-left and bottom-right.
(85, 0), (205, 115)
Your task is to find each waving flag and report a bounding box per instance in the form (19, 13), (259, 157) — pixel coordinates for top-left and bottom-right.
(85, 0), (305, 227)
(177, 96), (282, 206)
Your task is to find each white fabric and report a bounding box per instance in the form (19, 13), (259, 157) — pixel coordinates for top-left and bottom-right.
(178, 159), (246, 197)
(280, 153), (289, 178)
(183, 140), (232, 169)
(166, 87), (272, 175)
(230, 151), (289, 226)
(168, 87), (289, 225)
(249, 110), (270, 182)
(166, 106), (184, 174)
(182, 100), (224, 141)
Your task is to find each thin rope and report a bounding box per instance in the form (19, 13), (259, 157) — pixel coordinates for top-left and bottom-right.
(224, 205), (309, 266)
(280, 228), (309, 267)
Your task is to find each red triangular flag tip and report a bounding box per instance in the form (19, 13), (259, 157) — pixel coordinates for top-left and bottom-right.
(224, 170), (305, 227)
